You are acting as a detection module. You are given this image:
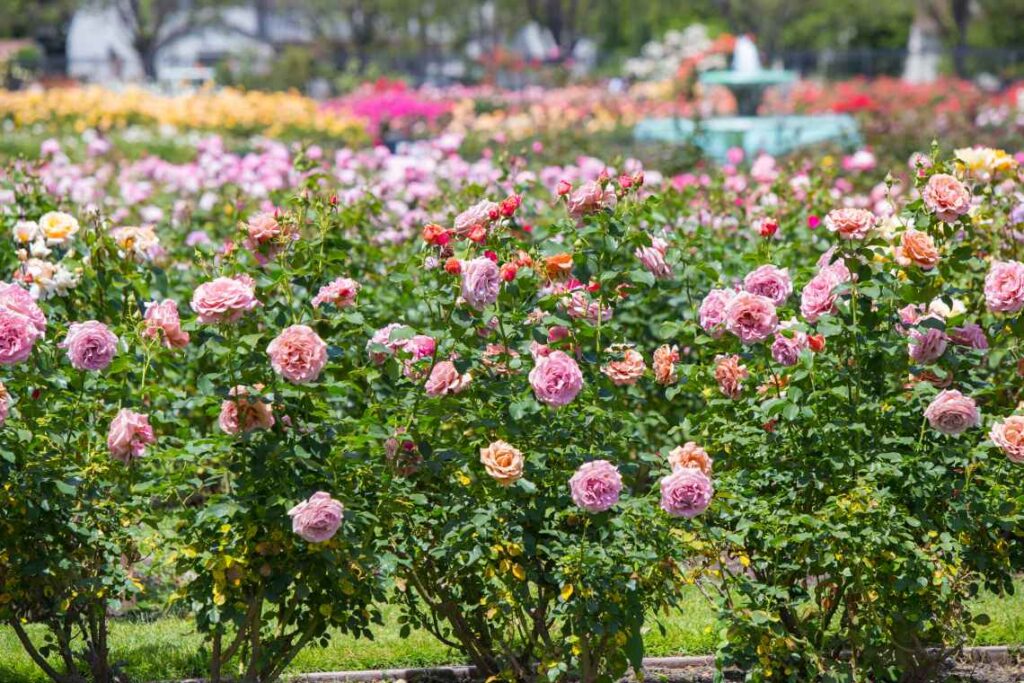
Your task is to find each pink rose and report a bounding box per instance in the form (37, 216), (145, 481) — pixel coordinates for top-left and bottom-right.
(924, 389), (980, 435)
(743, 265), (792, 306)
(461, 257), (501, 310)
(699, 288), (736, 338)
(567, 180), (615, 218)
(984, 260), (1024, 313)
(824, 208), (875, 240)
(601, 347), (646, 386)
(908, 327), (948, 364)
(989, 415), (1024, 463)
(0, 307), (42, 365)
(922, 173), (971, 222)
(453, 200), (499, 236)
(949, 323), (988, 350)
(714, 354), (748, 399)
(528, 351), (584, 406)
(143, 300), (189, 349)
(659, 468), (713, 518)
(568, 460), (622, 513)
(771, 331), (807, 366)
(288, 491), (344, 543)
(219, 384), (275, 435)
(0, 282), (45, 335)
(367, 323), (409, 364)
(267, 325), (328, 383)
(60, 320), (118, 371)
(191, 276), (261, 324)
(635, 237), (672, 279)
(243, 212), (297, 265)
(724, 291), (778, 344)
(107, 409), (155, 463)
(425, 360), (472, 396)
(667, 442), (713, 475)
(312, 277), (360, 309)
(800, 272), (840, 323)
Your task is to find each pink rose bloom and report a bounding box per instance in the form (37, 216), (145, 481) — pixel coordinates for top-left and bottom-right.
(191, 276), (261, 324)
(922, 173), (971, 222)
(601, 348), (646, 386)
(143, 300), (189, 349)
(0, 282), (45, 335)
(824, 208), (875, 240)
(724, 291), (778, 344)
(267, 324), (328, 383)
(989, 415), (1024, 463)
(453, 200), (499, 236)
(425, 360), (472, 397)
(771, 331), (808, 366)
(568, 460), (622, 513)
(529, 351), (584, 406)
(405, 334), (436, 360)
(908, 327), (948, 364)
(699, 288), (736, 338)
(924, 389), (980, 435)
(243, 212), (296, 264)
(667, 442), (713, 475)
(107, 409), (155, 463)
(984, 260), (1024, 313)
(714, 354), (748, 399)
(367, 323), (409, 364)
(288, 491), (344, 543)
(899, 304), (923, 327)
(461, 257), (501, 310)
(743, 265), (792, 306)
(659, 468), (714, 518)
(567, 180), (615, 218)
(312, 277), (360, 309)
(635, 237), (672, 279)
(219, 385), (276, 435)
(800, 273), (840, 323)
(60, 320), (118, 371)
(949, 323), (988, 350)
(0, 307), (42, 365)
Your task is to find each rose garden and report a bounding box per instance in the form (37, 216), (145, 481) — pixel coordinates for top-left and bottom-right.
(1, 10), (1024, 683)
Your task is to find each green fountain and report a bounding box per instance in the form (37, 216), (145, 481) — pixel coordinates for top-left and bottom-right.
(634, 36), (861, 162)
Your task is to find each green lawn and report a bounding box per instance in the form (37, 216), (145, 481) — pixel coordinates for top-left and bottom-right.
(1, 584), (1022, 682)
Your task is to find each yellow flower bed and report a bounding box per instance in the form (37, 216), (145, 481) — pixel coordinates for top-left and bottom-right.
(0, 86), (368, 143)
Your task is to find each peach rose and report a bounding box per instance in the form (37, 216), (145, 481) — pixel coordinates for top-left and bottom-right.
(667, 442), (713, 475)
(922, 173), (971, 223)
(479, 440), (525, 485)
(989, 415), (1024, 463)
(601, 347), (646, 386)
(653, 344), (679, 385)
(219, 384), (276, 435)
(824, 208), (875, 240)
(266, 324), (328, 384)
(894, 229), (939, 270)
(714, 354), (748, 399)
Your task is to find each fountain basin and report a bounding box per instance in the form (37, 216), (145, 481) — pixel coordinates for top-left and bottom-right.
(699, 69), (796, 116)
(633, 114), (862, 163)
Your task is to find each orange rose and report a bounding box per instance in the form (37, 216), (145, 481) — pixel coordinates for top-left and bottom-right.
(544, 253), (573, 280)
(893, 229), (939, 270)
(667, 442), (713, 475)
(479, 440), (525, 485)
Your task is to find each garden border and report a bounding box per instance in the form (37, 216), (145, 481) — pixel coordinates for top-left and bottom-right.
(172, 646), (1022, 683)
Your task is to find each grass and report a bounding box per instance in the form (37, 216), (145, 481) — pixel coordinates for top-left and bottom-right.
(0, 584), (1021, 682)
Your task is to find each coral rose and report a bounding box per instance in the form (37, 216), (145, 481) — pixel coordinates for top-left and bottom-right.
(219, 385), (276, 435)
(266, 324), (328, 383)
(667, 442), (713, 475)
(479, 440), (525, 485)
(990, 415), (1024, 463)
(922, 173), (971, 222)
(601, 347), (646, 386)
(714, 354), (748, 399)
(653, 344), (680, 385)
(894, 229), (939, 270)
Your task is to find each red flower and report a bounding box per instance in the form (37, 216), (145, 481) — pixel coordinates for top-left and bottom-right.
(500, 263), (518, 282)
(759, 218), (778, 238)
(556, 180), (572, 196)
(444, 257), (462, 275)
(808, 334), (826, 352)
(422, 223), (450, 246)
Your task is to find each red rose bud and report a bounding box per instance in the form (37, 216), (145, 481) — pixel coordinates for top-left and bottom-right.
(759, 218), (778, 238)
(521, 223), (533, 234)
(807, 214), (821, 230)
(328, 194), (339, 207)
(488, 207), (500, 221)
(632, 171), (645, 187)
(484, 250), (498, 262)
(500, 194), (522, 217)
(808, 334), (826, 352)
(444, 257), (462, 275)
(556, 180), (572, 196)
(31, 388), (41, 400)
(763, 419), (777, 433)
(500, 263), (518, 281)
(586, 280), (600, 293)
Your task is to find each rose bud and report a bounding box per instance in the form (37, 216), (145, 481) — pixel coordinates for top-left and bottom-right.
(759, 218), (778, 238)
(500, 263), (518, 282)
(808, 334), (826, 352)
(444, 257), (462, 275)
(556, 180), (572, 196)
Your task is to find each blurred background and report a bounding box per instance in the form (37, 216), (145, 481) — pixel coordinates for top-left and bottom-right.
(2, 0), (1023, 90)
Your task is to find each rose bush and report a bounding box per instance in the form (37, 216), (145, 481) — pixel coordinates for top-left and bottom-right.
(0, 127), (1021, 683)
